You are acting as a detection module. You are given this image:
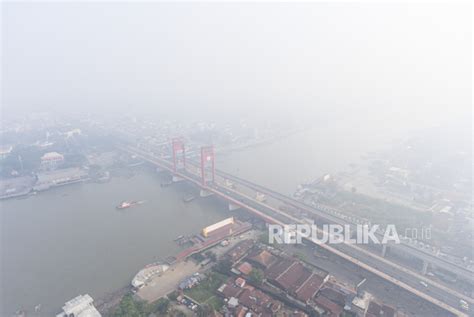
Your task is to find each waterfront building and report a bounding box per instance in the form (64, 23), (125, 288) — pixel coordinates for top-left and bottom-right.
(0, 176), (36, 199)
(202, 217), (234, 237)
(56, 294), (101, 317)
(33, 167), (88, 191)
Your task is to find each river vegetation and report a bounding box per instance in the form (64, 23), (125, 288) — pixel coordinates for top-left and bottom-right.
(111, 294), (170, 317)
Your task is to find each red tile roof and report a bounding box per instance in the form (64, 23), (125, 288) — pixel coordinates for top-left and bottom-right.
(319, 287), (346, 306)
(237, 262), (253, 275)
(235, 277), (246, 288)
(219, 283), (242, 299)
(249, 250), (277, 269)
(265, 258), (294, 280)
(295, 273), (326, 302)
(234, 305), (248, 317)
(238, 288), (272, 314)
(275, 262), (312, 292)
(234, 287), (282, 315)
(226, 239), (254, 261)
(314, 296), (343, 317)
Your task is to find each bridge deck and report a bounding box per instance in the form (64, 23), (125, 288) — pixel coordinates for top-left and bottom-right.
(120, 144), (471, 317)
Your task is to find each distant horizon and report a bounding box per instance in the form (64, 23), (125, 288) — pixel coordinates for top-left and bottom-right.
(2, 2), (472, 131)
(1, 3), (472, 316)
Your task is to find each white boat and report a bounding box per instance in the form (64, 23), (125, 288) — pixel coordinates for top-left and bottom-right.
(116, 200), (145, 209)
(131, 263), (169, 289)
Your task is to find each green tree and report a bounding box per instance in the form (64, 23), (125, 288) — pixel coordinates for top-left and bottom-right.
(169, 309), (186, 317)
(192, 253), (205, 263)
(249, 268), (264, 285)
(113, 294), (147, 317)
(167, 290), (179, 301)
(196, 304), (212, 317)
(259, 231), (270, 245)
(205, 251), (217, 262)
(215, 258), (232, 273)
(153, 298), (170, 315)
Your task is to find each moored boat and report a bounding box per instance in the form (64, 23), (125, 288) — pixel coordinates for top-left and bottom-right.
(131, 262), (169, 290)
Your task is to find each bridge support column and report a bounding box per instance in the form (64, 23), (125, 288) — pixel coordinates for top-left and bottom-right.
(381, 244), (388, 257)
(228, 203), (241, 211)
(422, 260), (429, 275)
(200, 189), (214, 197)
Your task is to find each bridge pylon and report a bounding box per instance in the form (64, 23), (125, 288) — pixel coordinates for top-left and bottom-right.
(171, 137), (186, 172)
(200, 145), (215, 186)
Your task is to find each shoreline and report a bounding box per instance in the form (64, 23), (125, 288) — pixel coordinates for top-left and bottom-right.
(94, 286), (131, 316)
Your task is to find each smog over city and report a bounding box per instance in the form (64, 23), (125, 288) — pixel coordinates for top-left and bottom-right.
(0, 2), (472, 317)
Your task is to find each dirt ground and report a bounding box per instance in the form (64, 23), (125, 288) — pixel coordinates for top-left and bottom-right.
(136, 229), (258, 303)
(137, 260), (201, 302)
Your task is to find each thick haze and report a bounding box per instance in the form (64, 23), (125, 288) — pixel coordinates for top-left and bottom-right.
(2, 2), (472, 128)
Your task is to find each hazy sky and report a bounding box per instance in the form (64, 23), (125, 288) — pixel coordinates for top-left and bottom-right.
(2, 2), (472, 128)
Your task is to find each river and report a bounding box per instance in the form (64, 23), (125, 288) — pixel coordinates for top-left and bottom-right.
(218, 120), (399, 194)
(1, 120), (404, 315)
(0, 170), (231, 315)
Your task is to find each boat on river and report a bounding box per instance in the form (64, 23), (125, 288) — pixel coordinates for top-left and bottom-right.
(116, 200), (145, 209)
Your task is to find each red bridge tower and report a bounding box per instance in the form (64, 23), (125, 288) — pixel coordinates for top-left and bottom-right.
(171, 138), (186, 172)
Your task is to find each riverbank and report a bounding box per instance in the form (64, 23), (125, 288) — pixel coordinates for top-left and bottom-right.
(1, 169), (232, 315)
(95, 286), (130, 316)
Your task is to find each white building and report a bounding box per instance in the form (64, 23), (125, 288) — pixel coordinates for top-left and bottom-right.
(56, 294), (101, 317)
(41, 151), (64, 170)
(34, 167), (88, 191)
